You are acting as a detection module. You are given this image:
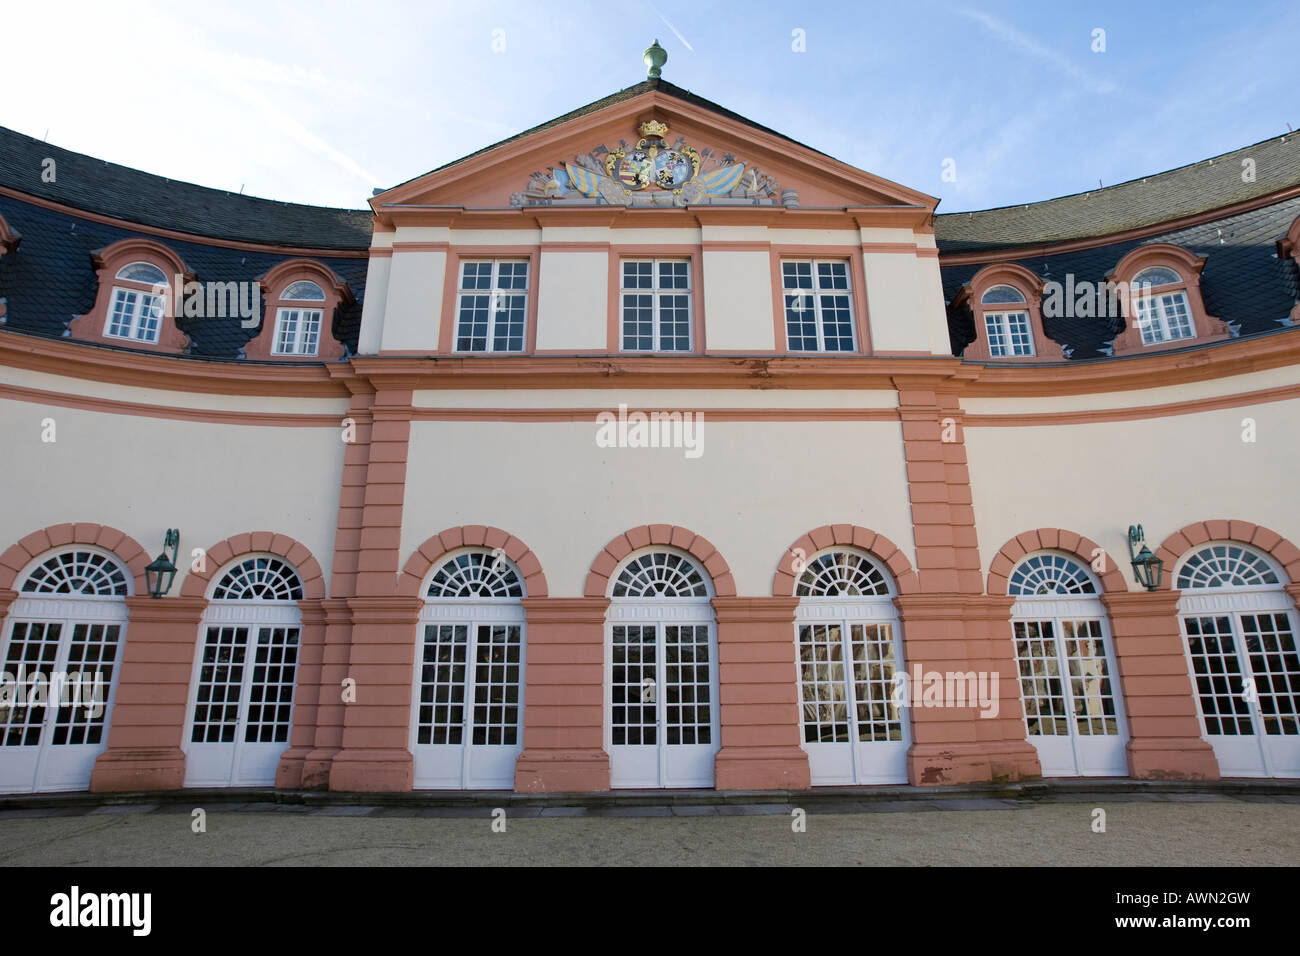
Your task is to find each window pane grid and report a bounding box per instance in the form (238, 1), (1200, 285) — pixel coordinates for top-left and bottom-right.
(850, 624), (903, 742)
(51, 623), (121, 746)
(470, 625), (522, 746)
(985, 310), (1034, 357)
(417, 625), (468, 745)
(611, 625), (657, 746)
(1241, 613), (1300, 737)
(620, 259), (691, 351)
(1183, 616), (1254, 736)
(664, 625), (711, 746)
(798, 624), (849, 742)
(106, 288), (163, 343)
(0, 622), (62, 747)
(242, 627), (299, 744)
(1015, 620), (1070, 736)
(782, 260), (856, 352)
(1061, 620), (1120, 736)
(273, 308), (323, 356)
(1135, 291), (1194, 345)
(191, 626), (249, 744)
(456, 260), (529, 352)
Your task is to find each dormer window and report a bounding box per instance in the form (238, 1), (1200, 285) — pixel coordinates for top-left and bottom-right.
(1130, 267), (1193, 346)
(68, 238), (192, 353)
(272, 280), (326, 356)
(980, 285), (1034, 357)
(245, 259), (352, 361)
(106, 262), (168, 343)
(956, 262), (1064, 361)
(1108, 244), (1228, 355)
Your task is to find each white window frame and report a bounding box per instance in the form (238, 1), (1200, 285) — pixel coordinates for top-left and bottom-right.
(1133, 288), (1195, 346)
(781, 259), (857, 353)
(619, 259), (693, 352)
(984, 309), (1035, 357)
(272, 307), (323, 356)
(454, 259), (530, 354)
(105, 286), (164, 343)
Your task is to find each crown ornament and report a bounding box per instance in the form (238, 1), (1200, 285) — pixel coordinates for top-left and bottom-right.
(638, 119), (669, 139)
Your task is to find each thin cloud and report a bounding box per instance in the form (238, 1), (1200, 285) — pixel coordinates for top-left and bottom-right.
(955, 8), (1117, 95)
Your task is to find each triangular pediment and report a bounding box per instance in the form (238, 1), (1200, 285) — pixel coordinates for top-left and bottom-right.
(374, 83), (935, 216)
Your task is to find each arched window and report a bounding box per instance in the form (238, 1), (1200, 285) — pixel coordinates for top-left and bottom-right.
(105, 261), (168, 343)
(958, 262), (1064, 360)
(1008, 552), (1127, 776)
(184, 555), (304, 787)
(0, 548), (130, 793)
(1109, 244), (1228, 354)
(1176, 543), (1299, 778)
(794, 548), (908, 785)
(606, 548), (718, 788)
(246, 259), (351, 361)
(413, 549), (525, 789)
(272, 280), (327, 356)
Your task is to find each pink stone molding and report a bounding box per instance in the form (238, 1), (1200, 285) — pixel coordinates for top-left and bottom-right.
(398, 526), (549, 598)
(986, 528), (1128, 595)
(584, 525), (736, 597)
(0, 523), (151, 594)
(179, 532), (326, 598)
(772, 524), (918, 597)
(1154, 520), (1300, 589)
(244, 258), (353, 361)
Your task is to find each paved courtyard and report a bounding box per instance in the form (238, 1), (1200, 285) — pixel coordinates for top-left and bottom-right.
(2, 794), (1297, 866)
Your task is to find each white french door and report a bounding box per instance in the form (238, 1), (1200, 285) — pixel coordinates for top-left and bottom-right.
(1011, 597), (1128, 777)
(607, 603), (719, 788)
(1179, 590), (1300, 778)
(411, 602), (525, 789)
(0, 596), (125, 793)
(183, 603), (300, 787)
(796, 600), (908, 785)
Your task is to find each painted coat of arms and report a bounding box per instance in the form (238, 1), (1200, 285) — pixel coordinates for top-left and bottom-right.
(510, 119), (793, 208)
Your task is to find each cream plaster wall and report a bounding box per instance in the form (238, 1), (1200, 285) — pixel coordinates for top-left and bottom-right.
(0, 399), (345, 591)
(381, 249), (444, 352)
(702, 250), (774, 351)
(965, 397), (1300, 587)
(403, 418), (915, 598)
(535, 251), (608, 351)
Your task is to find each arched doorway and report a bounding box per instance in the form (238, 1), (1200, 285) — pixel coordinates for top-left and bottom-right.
(0, 549), (129, 793)
(794, 549), (908, 785)
(1008, 552), (1128, 776)
(183, 555), (304, 787)
(411, 549), (526, 789)
(1177, 542), (1300, 777)
(606, 549), (720, 788)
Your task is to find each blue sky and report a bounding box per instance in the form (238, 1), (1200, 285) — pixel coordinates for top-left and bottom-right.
(3, 0), (1296, 212)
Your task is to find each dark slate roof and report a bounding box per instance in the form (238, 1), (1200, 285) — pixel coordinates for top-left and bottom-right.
(939, 194), (1300, 360)
(381, 78), (830, 196)
(0, 194), (367, 359)
(934, 133), (1300, 254)
(0, 126), (372, 250)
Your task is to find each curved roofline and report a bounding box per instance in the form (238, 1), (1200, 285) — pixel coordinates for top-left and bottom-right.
(938, 130), (1297, 218)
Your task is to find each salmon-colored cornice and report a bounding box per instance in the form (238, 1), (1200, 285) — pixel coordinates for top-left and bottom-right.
(938, 182), (1300, 266)
(372, 90), (936, 218)
(0, 329), (349, 399)
(376, 204), (930, 232)
(0, 185), (371, 258)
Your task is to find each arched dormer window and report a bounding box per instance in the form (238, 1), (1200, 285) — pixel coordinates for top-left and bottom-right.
(244, 259), (351, 361)
(955, 262), (1065, 360)
(1108, 244), (1229, 355)
(68, 238), (192, 352)
(1279, 215), (1300, 325)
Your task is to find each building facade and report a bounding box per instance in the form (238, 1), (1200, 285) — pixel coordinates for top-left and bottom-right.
(3, 61), (1300, 794)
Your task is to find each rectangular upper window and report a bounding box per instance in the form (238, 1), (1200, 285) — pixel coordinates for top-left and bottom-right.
(105, 287), (163, 343)
(455, 260), (529, 352)
(781, 260), (855, 352)
(984, 310), (1035, 357)
(1134, 291), (1194, 346)
(620, 259), (692, 352)
(273, 307), (322, 356)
